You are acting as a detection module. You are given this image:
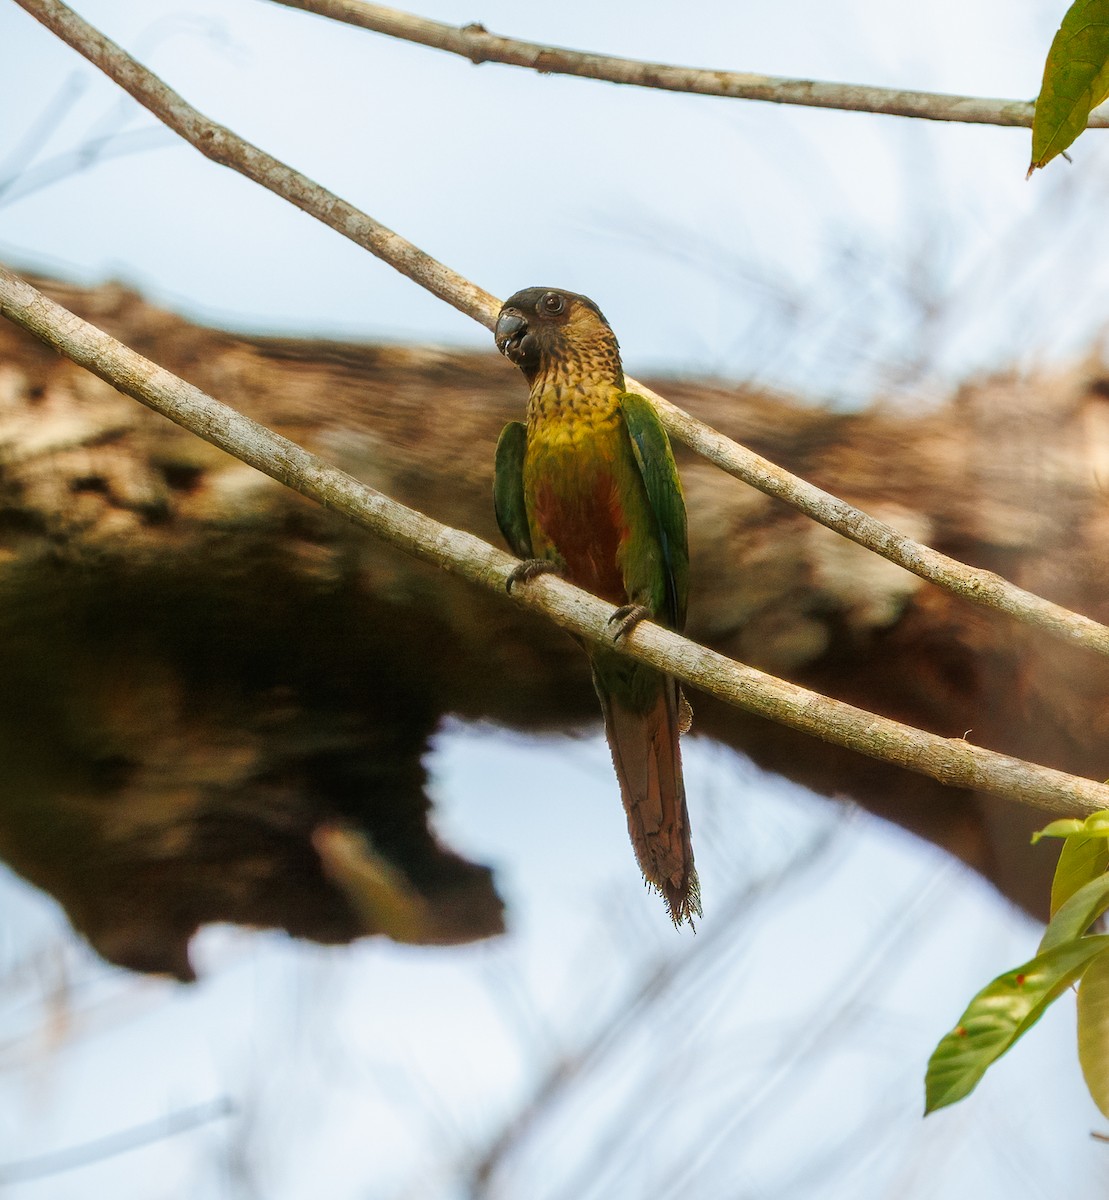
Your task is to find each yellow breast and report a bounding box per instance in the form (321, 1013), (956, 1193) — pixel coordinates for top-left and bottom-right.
(527, 379), (623, 448)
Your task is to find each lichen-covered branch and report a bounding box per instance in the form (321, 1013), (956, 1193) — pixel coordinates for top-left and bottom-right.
(269, 0), (1106, 130)
(10, 0), (498, 325)
(3, 263), (1108, 819)
(638, 387), (1109, 655)
(15, 0), (1109, 661)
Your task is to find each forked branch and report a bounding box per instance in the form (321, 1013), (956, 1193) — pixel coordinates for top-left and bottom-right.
(14, 0), (1109, 659)
(3, 263), (1109, 817)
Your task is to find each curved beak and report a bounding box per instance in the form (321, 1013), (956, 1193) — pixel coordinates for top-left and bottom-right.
(495, 309), (528, 359)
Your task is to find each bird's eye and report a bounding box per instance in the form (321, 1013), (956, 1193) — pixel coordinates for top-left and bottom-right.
(541, 292), (565, 315)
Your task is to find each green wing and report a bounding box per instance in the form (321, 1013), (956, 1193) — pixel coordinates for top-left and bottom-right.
(493, 421), (533, 559)
(619, 392), (689, 631)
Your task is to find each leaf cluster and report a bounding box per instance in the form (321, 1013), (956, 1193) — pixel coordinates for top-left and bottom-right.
(926, 811), (1109, 1116)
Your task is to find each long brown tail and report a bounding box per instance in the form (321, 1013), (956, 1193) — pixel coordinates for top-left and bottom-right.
(596, 674), (700, 925)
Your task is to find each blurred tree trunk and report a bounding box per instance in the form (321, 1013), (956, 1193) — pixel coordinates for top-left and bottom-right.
(2, 270), (1106, 974)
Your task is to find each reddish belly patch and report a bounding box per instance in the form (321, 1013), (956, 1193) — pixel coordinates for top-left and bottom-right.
(533, 468), (628, 605)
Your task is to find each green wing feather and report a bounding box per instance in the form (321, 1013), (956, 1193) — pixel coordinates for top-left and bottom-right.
(619, 392), (689, 631)
(493, 421), (533, 559)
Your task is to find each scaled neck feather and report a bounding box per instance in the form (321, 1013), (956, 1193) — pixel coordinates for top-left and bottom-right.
(527, 337), (626, 423)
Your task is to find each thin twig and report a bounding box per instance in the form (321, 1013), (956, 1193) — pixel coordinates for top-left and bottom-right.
(268, 0), (1108, 130)
(467, 822), (844, 1197)
(655, 870), (953, 1200)
(0, 72), (87, 186)
(3, 265), (1108, 818)
(10, 0), (498, 326)
(0, 1097), (234, 1183)
(0, 126), (173, 208)
(14, 0), (1109, 662)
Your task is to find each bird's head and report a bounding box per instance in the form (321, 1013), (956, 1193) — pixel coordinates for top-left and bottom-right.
(495, 287), (622, 387)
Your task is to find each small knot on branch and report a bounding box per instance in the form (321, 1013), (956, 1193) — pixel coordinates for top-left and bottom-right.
(459, 23), (490, 65)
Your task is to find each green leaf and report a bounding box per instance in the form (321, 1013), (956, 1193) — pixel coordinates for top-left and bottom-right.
(925, 935), (1109, 1114)
(1032, 809), (1109, 843)
(1030, 0), (1109, 174)
(1078, 949), (1109, 1118)
(1041, 872), (1109, 952)
(1050, 835), (1109, 917)
(1033, 818), (1091, 843)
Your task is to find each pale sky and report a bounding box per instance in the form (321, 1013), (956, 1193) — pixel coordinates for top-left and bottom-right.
(1, 0), (1105, 398)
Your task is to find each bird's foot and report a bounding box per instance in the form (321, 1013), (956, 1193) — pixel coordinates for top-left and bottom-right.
(608, 603), (653, 641)
(506, 558), (561, 593)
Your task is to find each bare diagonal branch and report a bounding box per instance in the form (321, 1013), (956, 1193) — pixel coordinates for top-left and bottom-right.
(10, 0), (498, 325)
(268, 0), (1108, 130)
(635, 386), (1109, 655)
(3, 264), (1109, 817)
(13, 0), (1109, 662)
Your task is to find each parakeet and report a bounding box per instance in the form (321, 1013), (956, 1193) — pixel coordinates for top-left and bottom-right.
(493, 287), (700, 925)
